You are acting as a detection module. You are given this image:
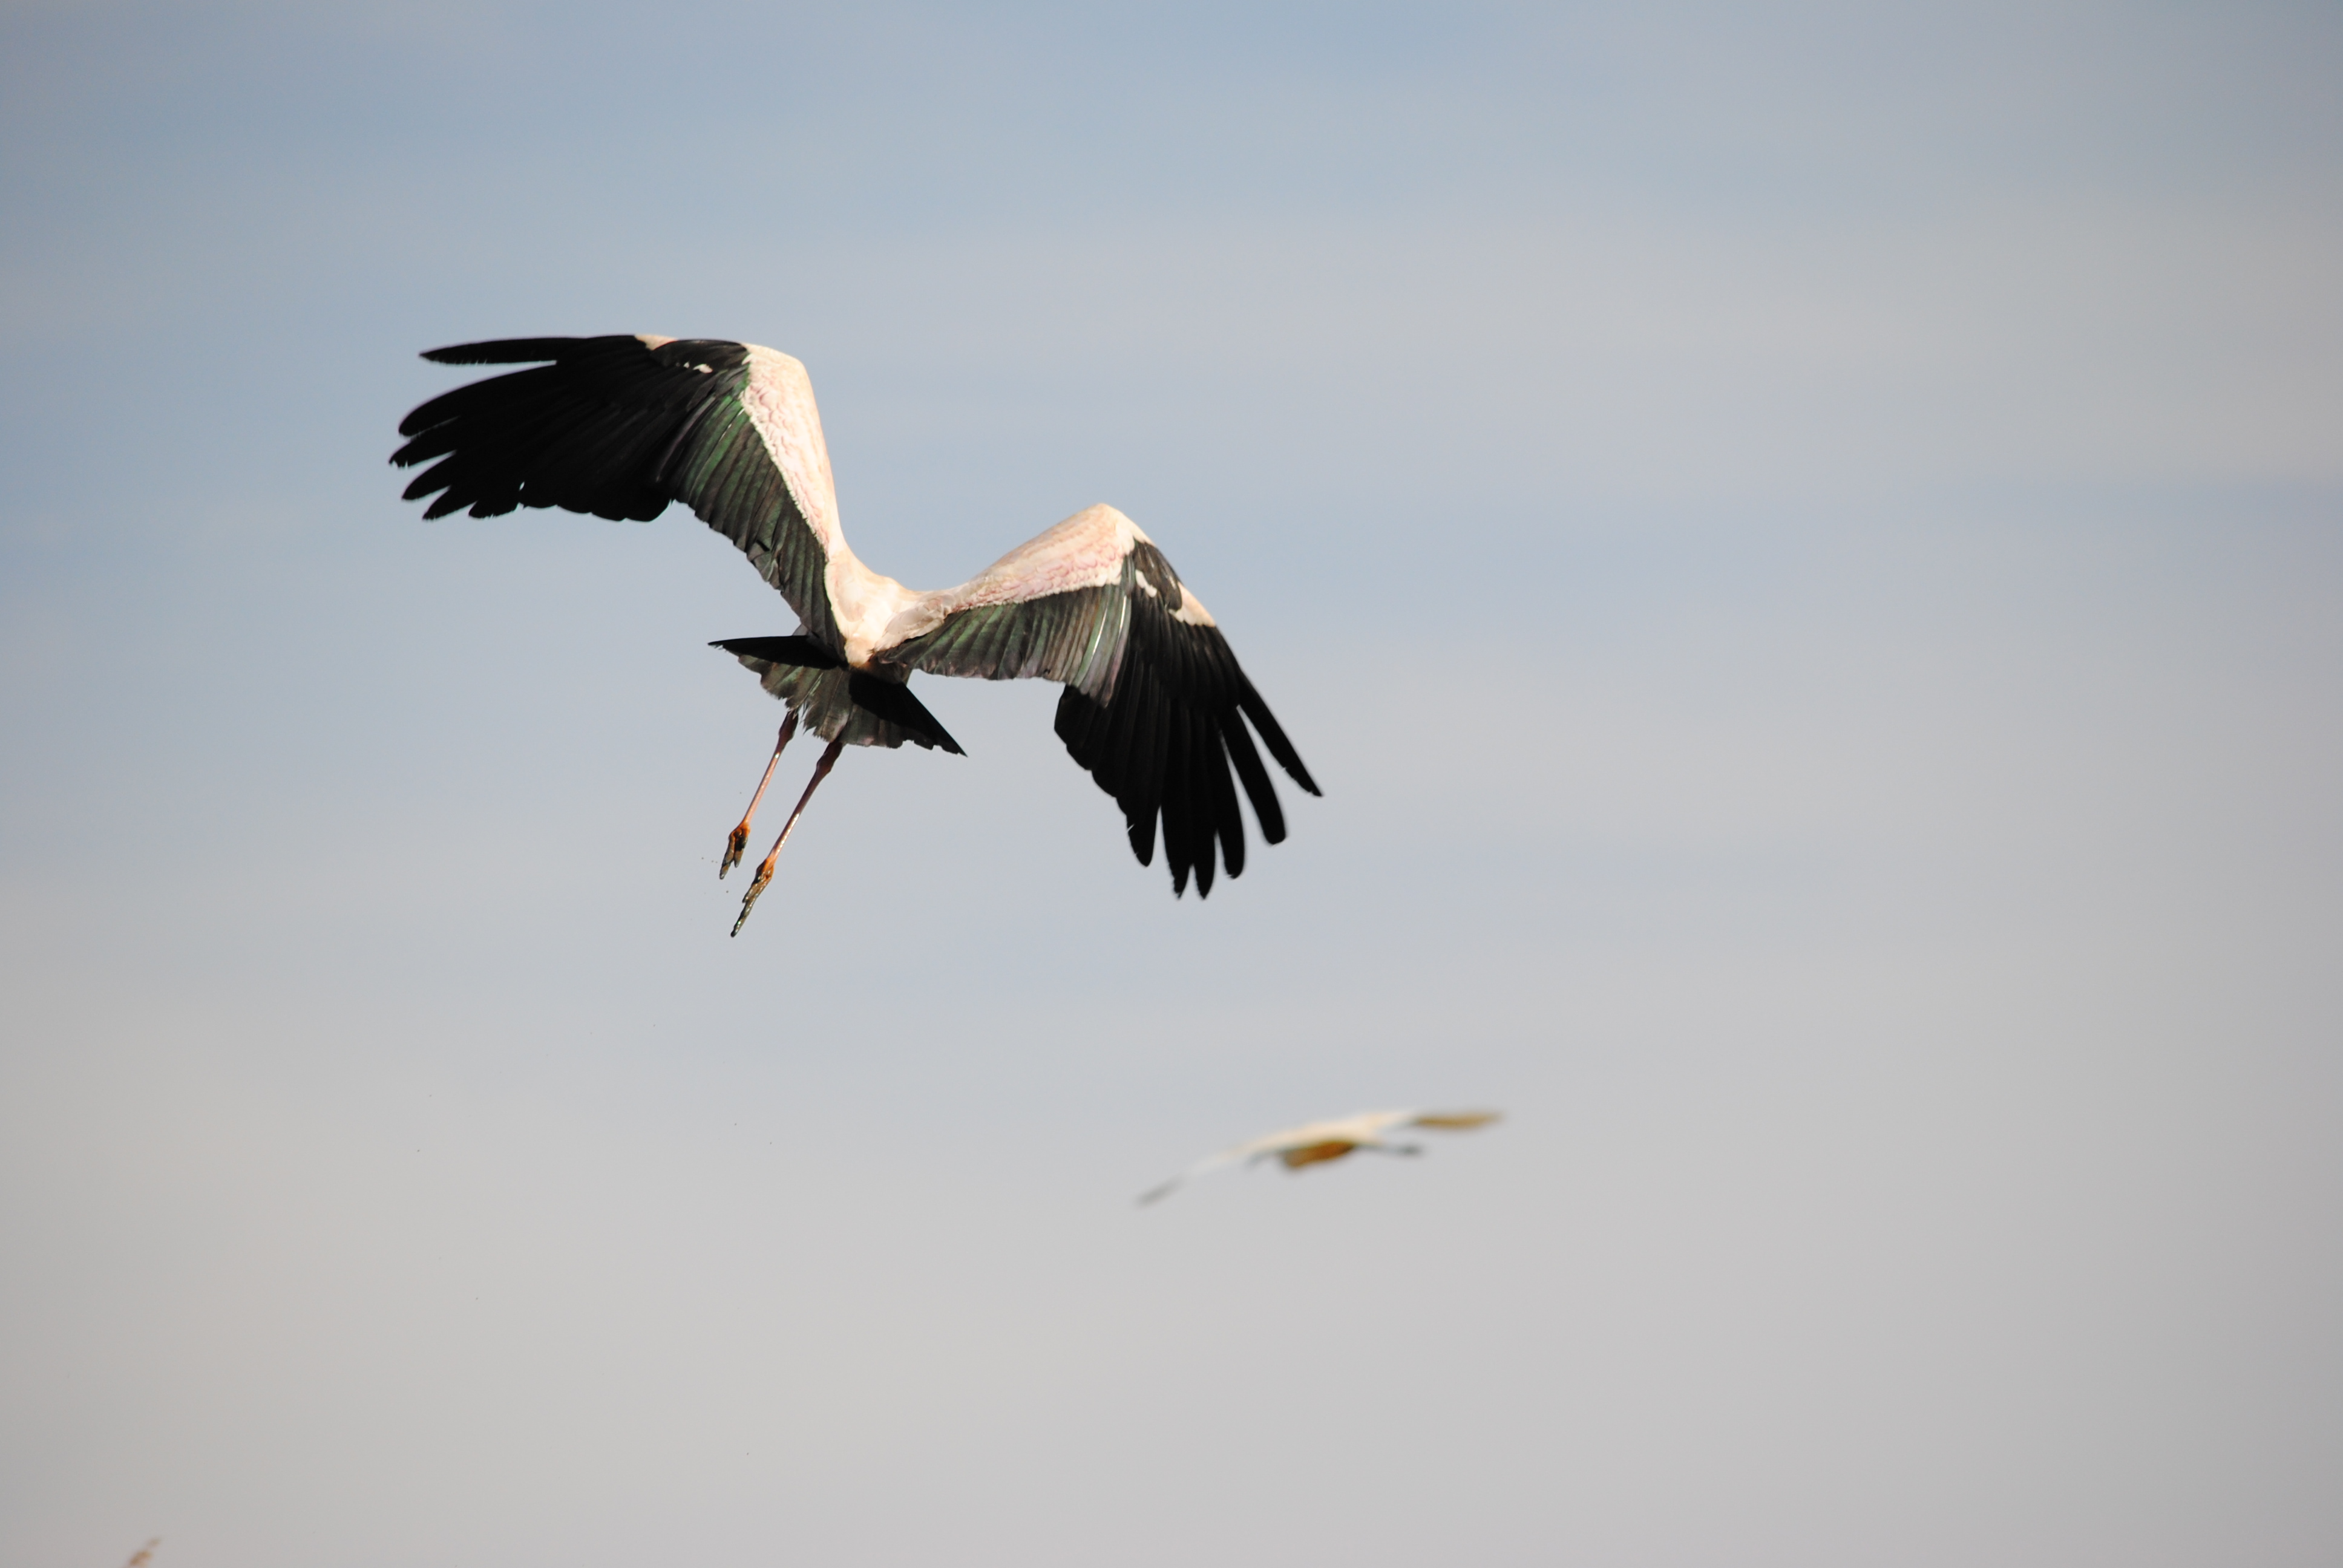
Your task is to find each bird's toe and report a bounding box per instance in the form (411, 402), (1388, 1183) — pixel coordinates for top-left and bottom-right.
(730, 860), (775, 938)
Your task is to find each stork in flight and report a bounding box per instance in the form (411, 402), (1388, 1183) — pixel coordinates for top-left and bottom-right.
(1138, 1109), (1501, 1204)
(392, 336), (1319, 933)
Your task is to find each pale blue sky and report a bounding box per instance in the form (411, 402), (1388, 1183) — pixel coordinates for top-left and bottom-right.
(3, 4), (2339, 1566)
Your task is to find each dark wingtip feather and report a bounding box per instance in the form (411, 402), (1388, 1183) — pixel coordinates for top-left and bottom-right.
(1220, 714), (1285, 845)
(419, 338), (583, 365)
(1239, 681), (1320, 795)
(1047, 603), (1309, 895)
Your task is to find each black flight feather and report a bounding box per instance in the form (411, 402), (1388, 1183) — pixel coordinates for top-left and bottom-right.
(896, 536), (1316, 897)
(393, 336), (841, 649)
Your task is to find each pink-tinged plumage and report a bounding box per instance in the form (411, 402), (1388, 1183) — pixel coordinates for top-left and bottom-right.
(879, 504), (1149, 648)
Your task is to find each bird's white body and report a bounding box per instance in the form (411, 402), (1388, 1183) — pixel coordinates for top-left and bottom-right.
(1232, 1109), (1425, 1158)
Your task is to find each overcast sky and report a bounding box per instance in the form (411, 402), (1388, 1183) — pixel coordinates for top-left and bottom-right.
(3, 3), (2340, 1566)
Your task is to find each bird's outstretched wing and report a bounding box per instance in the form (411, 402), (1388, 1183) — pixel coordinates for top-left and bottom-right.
(877, 504), (1319, 897)
(392, 336), (850, 651)
(1136, 1145), (1253, 1206)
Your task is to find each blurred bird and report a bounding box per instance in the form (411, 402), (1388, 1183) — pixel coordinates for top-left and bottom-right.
(392, 336), (1319, 932)
(1138, 1109), (1501, 1204)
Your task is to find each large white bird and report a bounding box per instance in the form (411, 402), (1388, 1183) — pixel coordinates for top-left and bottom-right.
(392, 336), (1319, 932)
(1138, 1109), (1502, 1204)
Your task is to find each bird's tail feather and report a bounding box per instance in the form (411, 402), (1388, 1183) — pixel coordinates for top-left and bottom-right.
(713, 639), (964, 754)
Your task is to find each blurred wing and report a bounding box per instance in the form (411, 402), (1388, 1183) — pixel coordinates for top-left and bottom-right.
(392, 335), (850, 650)
(1406, 1110), (1503, 1131)
(880, 504), (1319, 898)
(1135, 1174), (1188, 1206)
(1136, 1145), (1252, 1206)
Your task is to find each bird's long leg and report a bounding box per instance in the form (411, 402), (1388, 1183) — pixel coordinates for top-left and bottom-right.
(731, 736), (846, 938)
(721, 714), (799, 879)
